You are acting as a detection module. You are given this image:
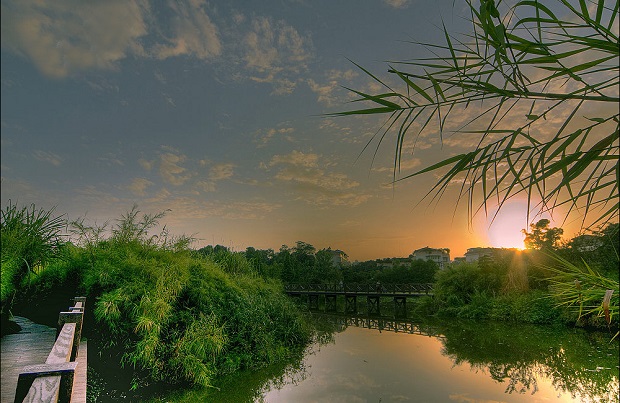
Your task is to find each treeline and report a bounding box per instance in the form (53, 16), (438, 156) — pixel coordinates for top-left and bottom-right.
(198, 241), (439, 286)
(202, 220), (618, 329)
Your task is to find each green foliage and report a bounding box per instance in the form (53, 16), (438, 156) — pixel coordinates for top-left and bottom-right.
(523, 219), (564, 250)
(335, 0), (619, 229)
(434, 263), (499, 304)
(545, 253), (619, 337)
(20, 207), (312, 390)
(1, 201), (66, 318)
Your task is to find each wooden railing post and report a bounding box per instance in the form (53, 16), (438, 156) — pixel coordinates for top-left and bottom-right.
(14, 362), (77, 403)
(57, 312), (83, 362)
(15, 297), (87, 403)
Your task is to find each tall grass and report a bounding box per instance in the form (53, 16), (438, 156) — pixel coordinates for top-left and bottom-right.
(545, 254), (619, 339)
(20, 206), (312, 391)
(1, 201), (65, 322)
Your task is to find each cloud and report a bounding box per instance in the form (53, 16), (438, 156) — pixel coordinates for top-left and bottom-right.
(139, 158), (154, 171)
(209, 163), (235, 181)
(127, 178), (154, 197)
(1, 0), (148, 78)
(151, 0), (221, 60)
(159, 152), (191, 186)
(307, 69), (358, 107)
(193, 162), (236, 193)
(33, 150), (63, 166)
(0, 0), (221, 78)
(255, 126), (295, 147)
(142, 194), (281, 220)
(383, 0), (411, 8)
(269, 150), (319, 168)
(268, 151), (371, 207)
(237, 15), (313, 93)
(243, 16), (312, 72)
(372, 157), (422, 173)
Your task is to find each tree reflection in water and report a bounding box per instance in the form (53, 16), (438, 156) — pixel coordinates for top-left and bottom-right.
(438, 320), (619, 402)
(148, 314), (618, 402)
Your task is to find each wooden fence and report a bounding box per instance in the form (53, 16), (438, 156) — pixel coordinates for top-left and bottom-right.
(14, 297), (86, 403)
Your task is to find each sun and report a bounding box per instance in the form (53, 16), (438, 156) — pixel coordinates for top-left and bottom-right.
(477, 200), (534, 249)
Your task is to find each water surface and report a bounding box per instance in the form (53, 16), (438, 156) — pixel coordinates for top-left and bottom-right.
(148, 315), (618, 402)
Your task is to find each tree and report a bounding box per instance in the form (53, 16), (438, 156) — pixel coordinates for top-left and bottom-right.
(522, 219), (564, 250)
(334, 0), (618, 229)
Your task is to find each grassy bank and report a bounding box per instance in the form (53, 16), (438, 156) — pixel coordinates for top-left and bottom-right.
(2, 205), (312, 393)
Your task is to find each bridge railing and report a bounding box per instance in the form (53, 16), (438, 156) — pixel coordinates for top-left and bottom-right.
(14, 297), (86, 403)
(284, 283), (433, 294)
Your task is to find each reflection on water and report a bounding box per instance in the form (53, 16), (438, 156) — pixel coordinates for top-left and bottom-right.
(146, 314), (618, 402)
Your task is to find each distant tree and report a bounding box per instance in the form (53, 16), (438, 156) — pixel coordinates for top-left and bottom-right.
(196, 244), (229, 256)
(563, 222), (619, 276)
(314, 249), (343, 284)
(523, 219), (564, 250)
(410, 259), (439, 283)
(292, 241), (316, 267)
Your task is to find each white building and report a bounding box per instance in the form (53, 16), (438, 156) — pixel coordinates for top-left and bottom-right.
(410, 247), (450, 269)
(464, 247), (497, 263)
(327, 249), (350, 267)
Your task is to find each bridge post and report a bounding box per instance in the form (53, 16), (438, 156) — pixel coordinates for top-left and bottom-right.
(367, 296), (380, 316)
(325, 294), (337, 312)
(394, 296), (407, 318)
(308, 294), (319, 310)
(345, 295), (357, 314)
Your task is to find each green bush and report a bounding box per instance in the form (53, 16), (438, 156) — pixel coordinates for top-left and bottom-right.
(1, 202), (65, 322)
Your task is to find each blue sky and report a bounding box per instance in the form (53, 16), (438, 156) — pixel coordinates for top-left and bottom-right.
(1, 0), (577, 260)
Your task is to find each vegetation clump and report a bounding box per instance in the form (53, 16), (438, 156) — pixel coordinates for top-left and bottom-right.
(5, 205), (311, 390)
(1, 201), (66, 333)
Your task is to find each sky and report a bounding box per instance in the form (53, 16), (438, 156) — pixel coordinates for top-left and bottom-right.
(1, 0), (585, 261)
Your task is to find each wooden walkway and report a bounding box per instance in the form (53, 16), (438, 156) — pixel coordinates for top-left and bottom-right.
(1, 316), (87, 403)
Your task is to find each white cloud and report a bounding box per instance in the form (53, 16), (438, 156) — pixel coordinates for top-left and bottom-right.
(127, 178), (153, 196)
(209, 163), (235, 181)
(268, 151), (371, 207)
(0, 0), (221, 78)
(1, 0), (148, 78)
(383, 0), (411, 9)
(373, 157), (421, 173)
(139, 158), (154, 171)
(255, 126), (295, 147)
(159, 152), (191, 186)
(269, 150), (319, 168)
(195, 181), (216, 193)
(241, 16), (313, 90)
(308, 69), (358, 107)
(33, 150), (63, 166)
(152, 0), (221, 60)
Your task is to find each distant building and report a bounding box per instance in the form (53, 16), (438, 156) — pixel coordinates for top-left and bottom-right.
(327, 249), (350, 267)
(570, 234), (604, 252)
(376, 257), (411, 269)
(464, 247), (497, 263)
(410, 247), (450, 269)
(452, 257), (466, 264)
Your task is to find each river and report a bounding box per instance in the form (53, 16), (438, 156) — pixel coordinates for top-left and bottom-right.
(108, 314), (619, 403)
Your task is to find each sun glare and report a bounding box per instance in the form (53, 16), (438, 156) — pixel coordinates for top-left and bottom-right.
(478, 200), (534, 249)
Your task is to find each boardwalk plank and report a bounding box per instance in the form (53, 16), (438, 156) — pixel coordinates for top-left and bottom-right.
(1, 316), (87, 403)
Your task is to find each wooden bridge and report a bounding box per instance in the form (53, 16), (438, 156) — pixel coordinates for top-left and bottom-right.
(284, 283), (433, 317)
(1, 297), (87, 403)
(311, 313), (443, 338)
